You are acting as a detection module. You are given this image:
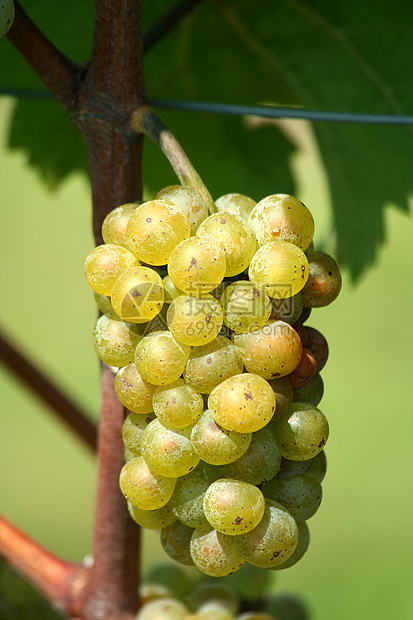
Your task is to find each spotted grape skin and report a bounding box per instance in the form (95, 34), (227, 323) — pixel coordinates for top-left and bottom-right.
(220, 281), (272, 334)
(271, 402), (329, 461)
(183, 336), (244, 394)
(135, 331), (190, 385)
(152, 379), (203, 429)
(168, 236), (226, 295)
(190, 410), (252, 466)
(111, 266), (164, 323)
(161, 521), (195, 566)
(122, 411), (156, 456)
(249, 241), (309, 299)
(167, 294), (223, 347)
(92, 312), (141, 367)
(127, 500), (177, 530)
(262, 472), (322, 521)
(272, 520), (310, 571)
(85, 244), (140, 296)
(102, 203), (140, 249)
(140, 419), (200, 478)
(301, 251), (342, 308)
(215, 193), (257, 223)
(119, 456), (176, 510)
(190, 524), (245, 577)
(155, 185), (209, 235)
(115, 364), (157, 414)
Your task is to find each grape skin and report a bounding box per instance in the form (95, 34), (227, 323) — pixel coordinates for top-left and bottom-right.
(215, 193), (257, 222)
(141, 419), (200, 478)
(261, 472), (322, 522)
(92, 312), (142, 367)
(183, 336), (244, 394)
(135, 331), (191, 385)
(301, 251), (342, 308)
(102, 202), (140, 249)
(85, 244), (140, 295)
(271, 520), (310, 570)
(119, 456), (176, 510)
(249, 241), (309, 299)
(167, 294), (224, 347)
(169, 469), (211, 528)
(155, 185), (209, 235)
(127, 500), (177, 530)
(161, 521), (195, 566)
(220, 281), (272, 334)
(190, 410), (252, 466)
(271, 402), (329, 461)
(115, 365), (157, 414)
(190, 524), (245, 577)
(152, 379), (204, 429)
(168, 236), (227, 295)
(135, 597), (189, 620)
(122, 411), (156, 456)
(111, 266), (164, 323)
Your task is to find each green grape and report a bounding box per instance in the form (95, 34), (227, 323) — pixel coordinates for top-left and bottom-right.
(220, 426), (281, 485)
(220, 281), (272, 334)
(190, 524), (245, 577)
(85, 244), (140, 295)
(141, 419), (200, 478)
(248, 241), (309, 299)
(263, 593), (310, 620)
(126, 199), (190, 265)
(124, 447), (137, 462)
(208, 373), (276, 433)
(0, 0), (15, 37)
(101, 202), (140, 249)
(267, 377), (294, 421)
(301, 251), (342, 308)
(161, 521), (195, 566)
(293, 372), (324, 406)
(273, 520), (310, 570)
(183, 336), (244, 394)
(92, 312), (141, 367)
(248, 194), (314, 251)
(136, 597), (189, 620)
(93, 291), (113, 314)
(270, 292), (303, 325)
(146, 563), (192, 600)
(307, 449), (327, 482)
(234, 499), (298, 568)
(115, 364), (157, 414)
(163, 275), (184, 303)
(188, 581), (239, 615)
(232, 321), (302, 380)
(196, 213), (257, 277)
(224, 563), (271, 603)
(135, 331), (191, 385)
(203, 478), (265, 536)
(215, 193), (257, 223)
(271, 402), (329, 461)
(111, 266), (164, 323)
(122, 411), (156, 456)
(274, 456), (314, 480)
(194, 601), (236, 620)
(167, 294), (223, 347)
(169, 469), (211, 528)
(168, 237), (226, 295)
(155, 185), (209, 235)
(153, 379), (203, 428)
(190, 410), (252, 466)
(127, 500), (176, 530)
(119, 456), (176, 510)
(262, 472), (322, 521)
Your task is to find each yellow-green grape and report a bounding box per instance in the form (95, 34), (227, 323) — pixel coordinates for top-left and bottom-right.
(92, 312), (141, 367)
(169, 469), (211, 528)
(127, 500), (176, 530)
(168, 237), (226, 295)
(190, 410), (252, 466)
(85, 244), (141, 295)
(220, 426), (281, 485)
(248, 194), (314, 251)
(232, 320), (302, 380)
(126, 199), (190, 265)
(271, 402), (329, 461)
(0, 0), (15, 37)
(119, 456), (176, 510)
(274, 455), (314, 480)
(141, 419), (200, 478)
(262, 472), (322, 522)
(115, 364), (157, 414)
(301, 251), (342, 308)
(234, 499), (298, 568)
(101, 202), (140, 249)
(167, 295), (223, 347)
(135, 331), (191, 385)
(163, 275), (184, 303)
(122, 412), (156, 456)
(267, 377), (294, 420)
(136, 597), (189, 620)
(203, 478), (265, 536)
(215, 193), (257, 223)
(124, 447), (137, 462)
(193, 603), (235, 620)
(155, 185), (209, 235)
(161, 521), (195, 566)
(221, 281), (272, 334)
(270, 292), (303, 325)
(208, 373), (276, 433)
(111, 266), (164, 323)
(307, 449), (327, 482)
(153, 380), (203, 429)
(93, 291), (113, 314)
(190, 524), (245, 576)
(188, 581), (239, 616)
(273, 520), (310, 571)
(196, 213), (257, 277)
(249, 241), (309, 299)
(183, 336), (244, 395)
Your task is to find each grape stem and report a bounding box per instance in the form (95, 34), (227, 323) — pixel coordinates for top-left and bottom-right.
(131, 105), (216, 213)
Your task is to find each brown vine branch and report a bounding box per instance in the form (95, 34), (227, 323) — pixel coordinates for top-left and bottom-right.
(143, 0), (206, 54)
(0, 329), (97, 452)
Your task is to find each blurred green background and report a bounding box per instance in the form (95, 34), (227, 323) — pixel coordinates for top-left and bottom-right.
(0, 92), (412, 620)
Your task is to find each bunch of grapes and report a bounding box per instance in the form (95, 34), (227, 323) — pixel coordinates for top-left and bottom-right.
(85, 187), (341, 578)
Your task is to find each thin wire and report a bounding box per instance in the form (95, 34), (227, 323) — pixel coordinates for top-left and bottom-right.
(1, 87), (413, 125)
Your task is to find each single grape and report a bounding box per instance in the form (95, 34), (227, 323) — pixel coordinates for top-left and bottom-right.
(270, 292), (303, 325)
(301, 251), (342, 308)
(266, 377), (294, 421)
(248, 194), (314, 251)
(287, 347), (317, 389)
(85, 244), (140, 295)
(190, 410), (252, 466)
(190, 524), (245, 576)
(248, 241), (309, 299)
(293, 372), (324, 406)
(0, 0), (15, 37)
(305, 326), (329, 371)
(155, 185), (209, 235)
(101, 202), (140, 249)
(169, 469), (211, 528)
(141, 419), (200, 478)
(93, 291), (112, 314)
(272, 521), (310, 571)
(127, 500), (176, 530)
(167, 294), (223, 347)
(188, 581), (239, 615)
(271, 402), (329, 461)
(234, 499), (298, 568)
(208, 373), (276, 433)
(215, 193), (257, 222)
(203, 478), (265, 536)
(262, 472), (322, 521)
(183, 336), (244, 395)
(220, 426), (281, 485)
(220, 281), (272, 334)
(92, 312), (141, 367)
(274, 456), (314, 480)
(153, 379), (203, 429)
(135, 331), (191, 385)
(307, 449), (327, 482)
(161, 521), (195, 566)
(122, 411), (156, 456)
(135, 596), (189, 620)
(115, 364), (157, 414)
(163, 275), (184, 303)
(192, 601), (236, 620)
(119, 456), (176, 510)
(232, 321), (302, 380)
(111, 266), (164, 323)
(168, 237), (226, 295)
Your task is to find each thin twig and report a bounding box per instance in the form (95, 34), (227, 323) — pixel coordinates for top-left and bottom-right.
(143, 0), (206, 54)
